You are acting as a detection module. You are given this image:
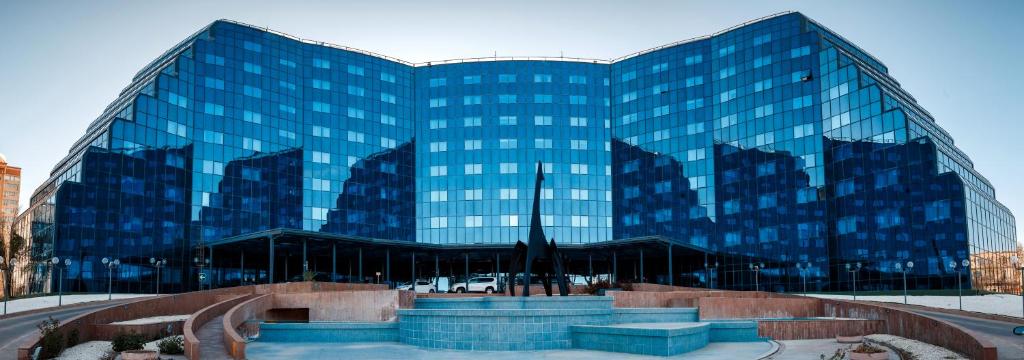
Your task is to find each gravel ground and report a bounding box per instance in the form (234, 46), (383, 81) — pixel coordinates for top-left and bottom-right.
(865, 334), (967, 360)
(110, 314), (190, 325)
(54, 336), (186, 360)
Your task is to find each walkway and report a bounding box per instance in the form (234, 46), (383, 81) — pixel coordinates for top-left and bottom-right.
(246, 341), (776, 359)
(0, 299), (134, 360)
(768, 339), (898, 360)
(195, 315), (232, 360)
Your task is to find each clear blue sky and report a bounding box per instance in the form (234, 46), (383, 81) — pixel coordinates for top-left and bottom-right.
(0, 0), (1020, 245)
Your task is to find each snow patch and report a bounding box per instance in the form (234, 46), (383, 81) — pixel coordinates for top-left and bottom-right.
(807, 293), (1024, 318)
(110, 314), (190, 325)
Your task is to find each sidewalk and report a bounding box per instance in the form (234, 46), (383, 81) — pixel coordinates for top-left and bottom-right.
(1, 294), (149, 317)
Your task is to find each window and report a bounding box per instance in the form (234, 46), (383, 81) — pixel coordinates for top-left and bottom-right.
(465, 189), (483, 200)
(346, 131), (365, 143)
(621, 91), (637, 103)
(429, 78), (447, 87)
(203, 103), (224, 116)
(166, 121), (186, 137)
(243, 85), (262, 98)
(168, 92), (188, 108)
(243, 41), (261, 52)
(570, 140), (588, 150)
(463, 75), (481, 84)
(312, 151), (331, 164)
(499, 188), (518, 200)
(204, 77), (224, 90)
(312, 79), (331, 90)
(534, 115), (553, 125)
(837, 216), (858, 235)
(717, 44), (735, 57)
(499, 163), (518, 174)
(653, 105), (670, 117)
(685, 75), (704, 87)
(723, 199), (740, 215)
(790, 45), (811, 58)
(465, 216), (483, 227)
(686, 98), (704, 110)
(621, 71), (636, 82)
(719, 66), (736, 79)
(925, 200), (951, 222)
(756, 162), (776, 176)
(429, 166), (448, 177)
(202, 130), (224, 144)
(312, 126), (331, 138)
(719, 89), (736, 103)
(570, 163), (589, 174)
(755, 104), (774, 118)
(463, 95), (482, 105)
(463, 117), (482, 127)
(429, 217), (448, 229)
(347, 65), (364, 76)
(429, 191), (448, 202)
(464, 140), (482, 150)
(570, 117), (587, 127)
(570, 188), (589, 200)
(498, 94), (517, 104)
(243, 62), (262, 74)
(535, 138), (553, 149)
(312, 58), (330, 69)
(502, 215), (519, 227)
(313, 102), (331, 113)
(876, 209), (902, 228)
(792, 95), (813, 109)
(499, 139), (518, 149)
(242, 137), (262, 151)
(534, 74), (552, 83)
(380, 72), (396, 83)
(429, 141), (448, 152)
(753, 33), (772, 45)
(347, 85), (365, 97)
(755, 79), (773, 92)
(464, 163), (482, 175)
(498, 74), (516, 83)
(569, 95), (587, 105)
(571, 215), (589, 227)
(380, 114), (396, 125)
(651, 62), (668, 73)
(279, 59), (296, 68)
(201, 160), (224, 175)
(429, 98), (447, 108)
(652, 83), (668, 95)
(243, 111), (262, 124)
(835, 179), (855, 197)
(684, 54), (703, 65)
(429, 119), (447, 129)
(758, 193), (777, 209)
(875, 168), (899, 189)
(279, 80), (296, 91)
(534, 94), (553, 103)
(753, 55), (772, 68)
(569, 75), (587, 84)
(380, 93), (396, 104)
(203, 54), (225, 66)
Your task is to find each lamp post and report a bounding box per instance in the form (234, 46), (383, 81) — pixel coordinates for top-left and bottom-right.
(1012, 256), (1024, 318)
(895, 261), (914, 304)
(797, 262), (811, 296)
(846, 262), (862, 301)
(1, 256), (16, 315)
(710, 261), (718, 289)
(749, 263), (763, 292)
(150, 258), (167, 295)
(193, 256), (210, 290)
(375, 271), (382, 284)
(951, 259), (970, 311)
(51, 257), (71, 307)
(101, 257), (120, 301)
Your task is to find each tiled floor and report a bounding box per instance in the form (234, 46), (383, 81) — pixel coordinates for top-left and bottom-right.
(246, 341), (777, 359)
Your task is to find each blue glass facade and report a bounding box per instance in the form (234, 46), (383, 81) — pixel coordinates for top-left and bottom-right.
(11, 13), (1017, 295)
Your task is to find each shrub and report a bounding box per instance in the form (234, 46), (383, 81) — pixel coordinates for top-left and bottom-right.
(584, 279), (633, 295)
(111, 331), (146, 352)
(37, 316), (64, 359)
(66, 328), (80, 348)
(852, 343), (886, 354)
(157, 336), (184, 355)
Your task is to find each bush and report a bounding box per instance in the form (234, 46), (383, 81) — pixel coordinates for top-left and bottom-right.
(852, 343), (886, 354)
(584, 279), (633, 295)
(37, 316), (64, 359)
(66, 328), (80, 348)
(157, 336), (184, 355)
(111, 331), (146, 352)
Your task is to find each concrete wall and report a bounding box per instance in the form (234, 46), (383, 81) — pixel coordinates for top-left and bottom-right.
(697, 297), (821, 319)
(757, 319), (886, 340)
(272, 290), (404, 322)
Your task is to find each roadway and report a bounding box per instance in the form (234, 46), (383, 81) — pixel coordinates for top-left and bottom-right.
(902, 307), (1024, 360)
(0, 299), (133, 360)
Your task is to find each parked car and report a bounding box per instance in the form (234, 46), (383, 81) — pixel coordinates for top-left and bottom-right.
(396, 280), (436, 293)
(449, 276), (499, 293)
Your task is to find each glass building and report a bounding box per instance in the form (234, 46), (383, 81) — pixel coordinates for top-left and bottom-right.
(10, 12), (1018, 296)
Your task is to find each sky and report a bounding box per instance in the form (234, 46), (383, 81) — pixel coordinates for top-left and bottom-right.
(0, 0), (1020, 245)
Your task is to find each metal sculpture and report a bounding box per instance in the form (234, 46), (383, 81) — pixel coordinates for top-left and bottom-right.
(507, 161), (569, 296)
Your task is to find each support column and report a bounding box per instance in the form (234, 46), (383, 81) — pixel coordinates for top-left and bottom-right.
(612, 251), (618, 283)
(588, 253), (593, 279)
(385, 249), (391, 285)
(240, 250), (245, 285)
(332, 242), (337, 283)
(209, 246), (215, 289)
(434, 255), (440, 289)
(668, 244), (674, 286)
(640, 249), (645, 283)
(411, 252), (416, 289)
(302, 239), (308, 272)
(268, 236), (275, 284)
(496, 254), (501, 291)
(358, 248), (363, 283)
(464, 253), (469, 285)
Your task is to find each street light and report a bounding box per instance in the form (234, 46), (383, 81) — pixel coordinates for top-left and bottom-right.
(709, 261), (719, 289)
(1, 256), (16, 315)
(1012, 256), (1024, 318)
(193, 256), (211, 290)
(797, 262), (811, 296)
(951, 259), (970, 311)
(150, 258), (167, 295)
(375, 271), (382, 284)
(846, 262), (862, 300)
(101, 257), (120, 301)
(749, 263), (764, 292)
(895, 261), (914, 304)
(51, 257), (71, 307)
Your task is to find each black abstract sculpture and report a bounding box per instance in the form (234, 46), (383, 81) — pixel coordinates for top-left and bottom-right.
(507, 161), (569, 296)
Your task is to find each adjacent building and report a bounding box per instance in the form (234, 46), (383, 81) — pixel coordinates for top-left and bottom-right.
(1, 153), (22, 297)
(12, 12), (1018, 295)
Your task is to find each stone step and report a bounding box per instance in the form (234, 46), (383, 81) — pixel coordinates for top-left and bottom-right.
(258, 322), (398, 343)
(571, 322), (711, 356)
(613, 307), (699, 323)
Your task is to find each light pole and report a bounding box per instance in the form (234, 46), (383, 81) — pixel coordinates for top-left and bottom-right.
(749, 263), (763, 292)
(51, 257), (70, 307)
(193, 256), (210, 290)
(846, 262), (862, 300)
(895, 261), (914, 304)
(710, 261), (718, 289)
(101, 257), (120, 301)
(1, 256), (16, 315)
(150, 258), (167, 295)
(1012, 256), (1024, 318)
(797, 262), (811, 296)
(951, 259), (970, 311)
